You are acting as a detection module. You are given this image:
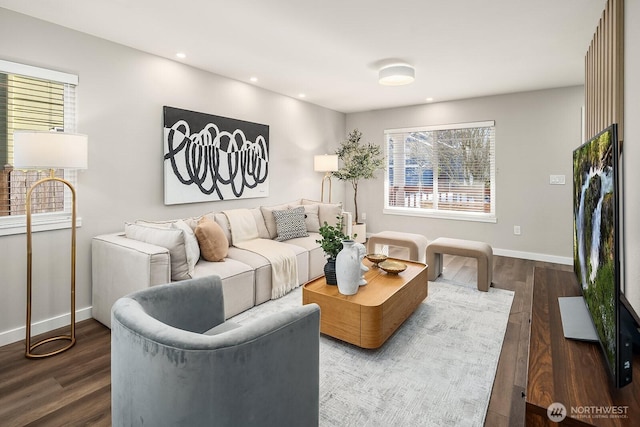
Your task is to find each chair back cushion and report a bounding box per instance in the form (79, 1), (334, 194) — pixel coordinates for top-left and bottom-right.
(126, 276), (224, 334)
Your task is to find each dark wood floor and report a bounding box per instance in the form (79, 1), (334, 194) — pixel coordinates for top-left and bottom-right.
(0, 255), (572, 426)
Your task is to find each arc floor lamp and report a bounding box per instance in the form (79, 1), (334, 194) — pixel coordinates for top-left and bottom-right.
(314, 154), (338, 203)
(13, 130), (88, 359)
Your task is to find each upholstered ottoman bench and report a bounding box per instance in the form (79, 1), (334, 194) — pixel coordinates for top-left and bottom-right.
(367, 231), (429, 263)
(426, 237), (493, 291)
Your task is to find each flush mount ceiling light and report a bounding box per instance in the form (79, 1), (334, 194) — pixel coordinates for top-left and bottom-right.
(378, 64), (415, 86)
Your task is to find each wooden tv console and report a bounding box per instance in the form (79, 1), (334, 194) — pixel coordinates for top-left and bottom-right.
(526, 268), (640, 426)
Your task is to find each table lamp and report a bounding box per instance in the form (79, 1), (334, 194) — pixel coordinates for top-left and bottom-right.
(13, 130), (88, 358)
(314, 154), (338, 203)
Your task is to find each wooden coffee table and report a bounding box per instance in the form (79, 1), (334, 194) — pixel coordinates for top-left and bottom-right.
(302, 258), (428, 349)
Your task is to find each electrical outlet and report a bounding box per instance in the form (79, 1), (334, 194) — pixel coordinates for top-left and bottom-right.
(514, 225), (521, 235)
(550, 175), (566, 185)
(361, 212), (366, 221)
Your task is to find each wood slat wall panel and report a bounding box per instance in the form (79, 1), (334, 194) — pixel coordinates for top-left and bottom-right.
(585, 0), (624, 141)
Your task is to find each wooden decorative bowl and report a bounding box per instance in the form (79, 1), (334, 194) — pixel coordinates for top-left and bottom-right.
(366, 253), (388, 267)
(379, 260), (407, 274)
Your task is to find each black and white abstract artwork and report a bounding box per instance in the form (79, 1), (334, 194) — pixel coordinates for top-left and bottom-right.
(163, 106), (269, 205)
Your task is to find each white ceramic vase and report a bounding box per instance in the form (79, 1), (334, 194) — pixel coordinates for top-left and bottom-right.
(335, 240), (361, 295)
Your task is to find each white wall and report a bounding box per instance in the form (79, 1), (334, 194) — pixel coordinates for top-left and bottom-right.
(0, 9), (346, 344)
(624, 0), (640, 315)
(3, 5), (636, 344)
(346, 86), (584, 263)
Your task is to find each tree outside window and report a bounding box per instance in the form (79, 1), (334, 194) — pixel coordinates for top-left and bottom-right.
(385, 121), (495, 222)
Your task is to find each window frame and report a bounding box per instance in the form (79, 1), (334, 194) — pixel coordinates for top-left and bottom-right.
(383, 120), (497, 223)
(0, 60), (81, 236)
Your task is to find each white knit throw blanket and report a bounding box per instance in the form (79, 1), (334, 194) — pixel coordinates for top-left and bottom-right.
(223, 209), (299, 299)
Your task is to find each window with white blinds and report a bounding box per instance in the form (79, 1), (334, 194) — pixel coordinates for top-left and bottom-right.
(384, 121), (496, 222)
(0, 60), (79, 234)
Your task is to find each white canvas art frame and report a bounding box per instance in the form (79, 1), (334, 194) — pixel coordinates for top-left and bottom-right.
(163, 106), (269, 205)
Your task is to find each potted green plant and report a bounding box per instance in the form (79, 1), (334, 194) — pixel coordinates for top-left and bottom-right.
(333, 129), (385, 240)
(316, 216), (355, 285)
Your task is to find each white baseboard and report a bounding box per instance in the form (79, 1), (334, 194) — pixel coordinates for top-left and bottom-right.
(0, 306), (93, 347)
(493, 247), (572, 265)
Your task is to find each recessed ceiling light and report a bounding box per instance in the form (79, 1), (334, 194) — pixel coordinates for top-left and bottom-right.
(176, 52), (186, 59)
(379, 64), (415, 86)
(250, 77), (258, 82)
(426, 97), (434, 102)
(298, 93), (306, 98)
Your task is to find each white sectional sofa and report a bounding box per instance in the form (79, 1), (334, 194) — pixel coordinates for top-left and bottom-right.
(91, 199), (351, 328)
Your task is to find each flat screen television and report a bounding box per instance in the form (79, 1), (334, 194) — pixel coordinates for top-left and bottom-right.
(569, 123), (637, 388)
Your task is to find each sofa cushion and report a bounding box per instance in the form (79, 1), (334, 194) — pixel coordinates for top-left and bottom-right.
(301, 199), (343, 228)
(260, 202), (292, 239)
(133, 219), (200, 275)
(284, 233), (321, 250)
(125, 222), (191, 281)
(290, 203), (320, 233)
(195, 217), (229, 262)
(173, 220), (201, 273)
(273, 207), (309, 241)
(192, 258), (255, 317)
(250, 208), (271, 239)
(182, 216), (202, 232)
(213, 213), (232, 243)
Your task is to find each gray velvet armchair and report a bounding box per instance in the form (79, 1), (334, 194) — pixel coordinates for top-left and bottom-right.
(111, 276), (320, 427)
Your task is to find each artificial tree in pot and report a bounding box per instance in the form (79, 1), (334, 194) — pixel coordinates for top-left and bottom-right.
(333, 129), (385, 239)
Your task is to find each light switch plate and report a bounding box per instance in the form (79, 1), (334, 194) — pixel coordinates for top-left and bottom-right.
(550, 175), (566, 185)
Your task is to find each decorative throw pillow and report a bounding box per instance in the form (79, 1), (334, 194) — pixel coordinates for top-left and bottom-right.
(273, 206), (309, 241)
(317, 203), (343, 228)
(260, 203), (291, 239)
(195, 216), (229, 262)
(212, 213), (232, 243)
(134, 219), (173, 228)
(125, 222), (191, 281)
(289, 203), (320, 233)
(250, 208), (271, 239)
(172, 220), (201, 273)
(135, 219), (200, 275)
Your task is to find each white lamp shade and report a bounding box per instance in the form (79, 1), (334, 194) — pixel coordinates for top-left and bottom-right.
(379, 64), (415, 86)
(314, 154), (339, 172)
(13, 131), (88, 169)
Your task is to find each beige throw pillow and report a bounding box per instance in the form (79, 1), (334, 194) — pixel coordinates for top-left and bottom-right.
(289, 203), (320, 233)
(195, 216), (229, 262)
(318, 203), (344, 228)
(172, 220), (201, 273)
(260, 203), (291, 239)
(250, 207), (271, 239)
(135, 219), (200, 275)
(125, 222), (191, 281)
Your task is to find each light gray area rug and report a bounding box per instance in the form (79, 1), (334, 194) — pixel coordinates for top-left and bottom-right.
(231, 278), (514, 427)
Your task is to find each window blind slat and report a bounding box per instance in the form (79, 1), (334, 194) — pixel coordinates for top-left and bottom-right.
(0, 61), (78, 219)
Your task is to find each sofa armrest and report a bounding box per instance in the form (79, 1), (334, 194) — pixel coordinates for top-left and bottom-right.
(92, 233), (171, 328)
